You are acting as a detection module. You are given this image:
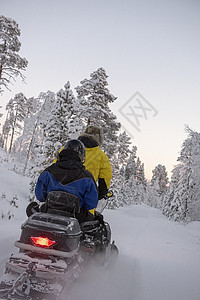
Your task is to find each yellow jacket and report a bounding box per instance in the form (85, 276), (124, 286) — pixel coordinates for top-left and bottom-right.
(84, 146), (112, 189)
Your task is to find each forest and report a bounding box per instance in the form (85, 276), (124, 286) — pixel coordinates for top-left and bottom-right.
(0, 66), (200, 223)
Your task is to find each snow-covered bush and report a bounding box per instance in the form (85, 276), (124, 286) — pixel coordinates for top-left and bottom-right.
(0, 192), (19, 220)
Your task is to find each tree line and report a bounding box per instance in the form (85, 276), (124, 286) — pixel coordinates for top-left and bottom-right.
(0, 67), (199, 222)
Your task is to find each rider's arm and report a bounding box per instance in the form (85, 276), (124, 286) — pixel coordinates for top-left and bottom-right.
(83, 178), (98, 214)
(98, 152), (112, 198)
(35, 172), (49, 202)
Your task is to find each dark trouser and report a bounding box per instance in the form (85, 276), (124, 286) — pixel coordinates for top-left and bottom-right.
(75, 207), (95, 223)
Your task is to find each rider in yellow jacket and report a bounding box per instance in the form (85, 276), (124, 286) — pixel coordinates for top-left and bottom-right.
(78, 125), (112, 199)
(54, 126), (112, 200)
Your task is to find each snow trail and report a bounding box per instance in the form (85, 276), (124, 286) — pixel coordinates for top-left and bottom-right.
(63, 205), (200, 300)
(0, 157), (200, 300)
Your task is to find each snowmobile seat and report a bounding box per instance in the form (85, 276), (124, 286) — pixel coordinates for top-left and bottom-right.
(46, 191), (80, 216)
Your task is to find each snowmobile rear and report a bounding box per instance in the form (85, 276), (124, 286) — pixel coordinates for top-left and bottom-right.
(0, 191), (118, 300)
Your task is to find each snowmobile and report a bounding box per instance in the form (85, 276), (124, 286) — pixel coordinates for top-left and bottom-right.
(0, 191), (118, 300)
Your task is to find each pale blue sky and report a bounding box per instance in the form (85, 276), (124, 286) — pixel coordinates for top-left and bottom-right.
(1, 0), (200, 179)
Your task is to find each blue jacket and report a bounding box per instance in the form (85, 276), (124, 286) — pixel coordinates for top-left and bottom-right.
(35, 151), (98, 212)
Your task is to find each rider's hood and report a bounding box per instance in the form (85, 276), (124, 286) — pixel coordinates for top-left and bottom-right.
(46, 160), (85, 185)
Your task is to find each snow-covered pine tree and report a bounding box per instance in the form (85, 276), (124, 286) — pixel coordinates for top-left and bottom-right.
(189, 141), (200, 221)
(36, 91), (56, 144)
(149, 164), (168, 208)
(0, 104), (2, 145)
(117, 131), (131, 167)
(28, 91), (56, 199)
(13, 96), (39, 160)
(0, 134), (3, 148)
(162, 164), (182, 220)
(43, 82), (78, 159)
(108, 130), (130, 209)
(0, 104), (2, 120)
(75, 67), (121, 159)
(5, 93), (28, 153)
(0, 15), (28, 93)
(123, 174), (139, 206)
(124, 146), (137, 181)
(111, 130), (131, 180)
(107, 166), (126, 209)
(135, 157), (147, 188)
(151, 164), (169, 195)
(167, 126), (200, 222)
(122, 145), (145, 205)
(134, 157), (147, 203)
(0, 105), (3, 147)
(1, 116), (10, 149)
(23, 91), (55, 175)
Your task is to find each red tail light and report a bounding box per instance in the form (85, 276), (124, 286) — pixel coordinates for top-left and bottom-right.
(31, 236), (56, 248)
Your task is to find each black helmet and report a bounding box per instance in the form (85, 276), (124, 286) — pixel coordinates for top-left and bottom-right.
(63, 139), (85, 163)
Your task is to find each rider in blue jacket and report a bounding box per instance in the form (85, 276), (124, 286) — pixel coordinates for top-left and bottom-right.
(35, 139), (98, 222)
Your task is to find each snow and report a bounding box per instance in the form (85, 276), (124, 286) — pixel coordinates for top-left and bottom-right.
(0, 152), (30, 220)
(0, 151), (200, 300)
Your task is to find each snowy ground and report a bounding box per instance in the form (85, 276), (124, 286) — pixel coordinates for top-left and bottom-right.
(65, 206), (200, 300)
(0, 151), (200, 300)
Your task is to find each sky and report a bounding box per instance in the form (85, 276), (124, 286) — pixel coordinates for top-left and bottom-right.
(1, 0), (200, 179)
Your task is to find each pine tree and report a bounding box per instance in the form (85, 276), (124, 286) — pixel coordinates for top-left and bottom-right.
(1, 115), (11, 150)
(0, 15), (28, 93)
(124, 146), (137, 181)
(22, 91), (55, 174)
(5, 93), (28, 153)
(149, 164), (168, 208)
(29, 83), (79, 201)
(0, 134), (3, 148)
(135, 157), (147, 187)
(151, 164), (169, 196)
(174, 127), (200, 221)
(0, 104), (2, 120)
(162, 164), (182, 220)
(28, 91), (56, 199)
(13, 96), (39, 159)
(123, 174), (139, 206)
(0, 105), (3, 146)
(178, 127), (200, 221)
(117, 131), (131, 166)
(75, 67), (121, 158)
(122, 146), (146, 205)
(43, 82), (78, 159)
(108, 166), (126, 209)
(163, 126), (200, 222)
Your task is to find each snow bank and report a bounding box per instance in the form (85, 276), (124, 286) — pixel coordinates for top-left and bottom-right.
(0, 149), (31, 220)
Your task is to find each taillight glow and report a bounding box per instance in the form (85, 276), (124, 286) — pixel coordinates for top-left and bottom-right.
(31, 236), (56, 248)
